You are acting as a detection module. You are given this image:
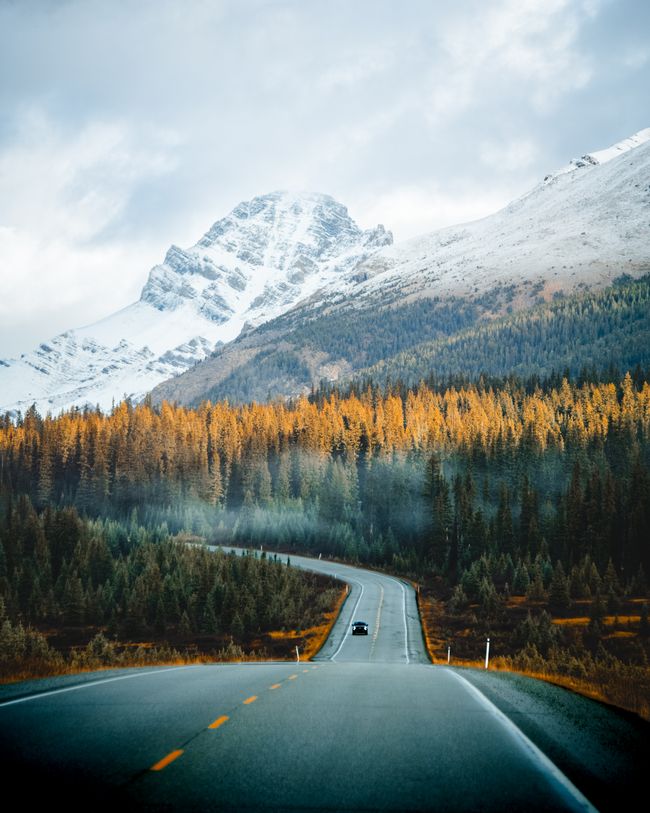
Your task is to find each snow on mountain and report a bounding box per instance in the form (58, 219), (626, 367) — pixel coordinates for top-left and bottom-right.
(0, 192), (392, 416)
(3, 130), (649, 416)
(149, 129), (650, 408)
(331, 129), (650, 307)
(544, 127), (650, 181)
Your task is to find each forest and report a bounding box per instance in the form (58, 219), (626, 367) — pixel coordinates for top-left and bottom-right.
(1, 372), (649, 712)
(195, 273), (650, 405)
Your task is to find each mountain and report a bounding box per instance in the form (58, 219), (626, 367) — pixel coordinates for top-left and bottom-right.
(3, 130), (649, 415)
(150, 128), (650, 406)
(0, 192), (392, 415)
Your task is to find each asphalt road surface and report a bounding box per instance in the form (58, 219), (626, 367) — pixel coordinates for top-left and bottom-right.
(1, 550), (648, 812)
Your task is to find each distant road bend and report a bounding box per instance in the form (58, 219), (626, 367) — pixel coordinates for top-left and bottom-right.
(1, 549), (648, 812)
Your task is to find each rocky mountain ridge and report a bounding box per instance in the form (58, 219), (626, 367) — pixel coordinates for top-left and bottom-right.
(0, 192), (391, 415)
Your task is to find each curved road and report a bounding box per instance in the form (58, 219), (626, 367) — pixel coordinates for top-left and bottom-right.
(218, 549), (429, 664)
(0, 550), (648, 811)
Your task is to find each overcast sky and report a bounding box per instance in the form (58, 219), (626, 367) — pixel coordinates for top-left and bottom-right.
(0, 0), (648, 356)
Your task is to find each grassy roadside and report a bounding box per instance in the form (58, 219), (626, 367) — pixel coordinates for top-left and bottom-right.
(0, 582), (347, 685)
(418, 589), (650, 721)
(264, 583), (348, 661)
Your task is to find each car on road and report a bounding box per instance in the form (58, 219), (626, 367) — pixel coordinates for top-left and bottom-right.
(351, 621), (369, 635)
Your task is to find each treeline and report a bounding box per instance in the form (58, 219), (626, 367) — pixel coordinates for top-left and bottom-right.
(0, 373), (648, 579)
(194, 297), (483, 405)
(1, 370), (649, 690)
(361, 274), (650, 387)
(193, 274), (650, 405)
(0, 498), (337, 652)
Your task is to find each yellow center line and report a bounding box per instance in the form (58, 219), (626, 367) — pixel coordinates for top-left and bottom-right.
(208, 715), (229, 729)
(269, 683), (282, 690)
(243, 695), (258, 704)
(302, 669), (309, 673)
(370, 585), (385, 659)
(288, 674), (298, 680)
(151, 749), (183, 771)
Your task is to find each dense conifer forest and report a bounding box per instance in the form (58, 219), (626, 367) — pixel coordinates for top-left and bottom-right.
(193, 274), (650, 405)
(1, 372), (649, 710)
(363, 274), (650, 387)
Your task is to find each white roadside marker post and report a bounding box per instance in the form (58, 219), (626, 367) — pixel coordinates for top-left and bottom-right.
(485, 637), (490, 670)
(447, 646), (451, 664)
(296, 645), (300, 663)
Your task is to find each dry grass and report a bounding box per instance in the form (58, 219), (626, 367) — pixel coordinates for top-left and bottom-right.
(0, 653), (214, 685)
(489, 660), (650, 721)
(553, 615), (640, 627)
(0, 585), (349, 685)
(260, 585), (347, 661)
(417, 586), (650, 721)
(302, 585), (348, 659)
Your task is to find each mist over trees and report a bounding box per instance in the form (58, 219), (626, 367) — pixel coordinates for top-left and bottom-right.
(1, 369), (649, 690)
(1, 372), (648, 579)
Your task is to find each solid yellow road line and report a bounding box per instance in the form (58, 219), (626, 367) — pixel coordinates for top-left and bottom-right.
(209, 715), (229, 729)
(269, 683), (282, 690)
(243, 695), (257, 704)
(288, 674), (298, 680)
(151, 749), (183, 771)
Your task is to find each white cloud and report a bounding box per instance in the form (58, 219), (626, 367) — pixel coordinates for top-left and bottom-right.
(0, 110), (179, 354)
(0, 0), (645, 356)
(427, 0), (594, 120)
(0, 109), (178, 242)
(479, 138), (539, 171)
(354, 182), (526, 241)
(622, 48), (649, 70)
(317, 48), (395, 92)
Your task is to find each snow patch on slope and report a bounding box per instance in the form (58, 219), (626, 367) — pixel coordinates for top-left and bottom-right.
(0, 192), (391, 415)
(331, 132), (650, 306)
(543, 128), (650, 182)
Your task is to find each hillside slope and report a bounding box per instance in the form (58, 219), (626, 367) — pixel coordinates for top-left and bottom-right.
(0, 192), (390, 415)
(151, 131), (650, 406)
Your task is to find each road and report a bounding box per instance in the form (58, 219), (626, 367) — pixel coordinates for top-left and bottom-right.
(1, 551), (648, 811)
(216, 548), (429, 664)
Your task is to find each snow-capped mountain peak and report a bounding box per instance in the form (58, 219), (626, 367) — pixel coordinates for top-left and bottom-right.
(543, 127), (650, 183)
(140, 191), (391, 324)
(0, 191), (391, 415)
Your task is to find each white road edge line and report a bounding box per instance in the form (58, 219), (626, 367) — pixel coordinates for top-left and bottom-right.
(369, 585), (384, 659)
(215, 547), (414, 664)
(448, 670), (598, 813)
(330, 579), (364, 662)
(0, 665), (201, 708)
(398, 579), (410, 664)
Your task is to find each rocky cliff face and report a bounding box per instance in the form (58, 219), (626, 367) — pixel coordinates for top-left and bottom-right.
(149, 129), (650, 407)
(0, 192), (392, 415)
(140, 191), (392, 326)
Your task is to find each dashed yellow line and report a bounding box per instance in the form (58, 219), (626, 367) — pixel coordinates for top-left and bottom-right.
(370, 585), (384, 658)
(209, 715), (229, 729)
(243, 695), (257, 705)
(151, 749), (183, 771)
(269, 683), (282, 690)
(302, 669), (309, 673)
(288, 674), (298, 680)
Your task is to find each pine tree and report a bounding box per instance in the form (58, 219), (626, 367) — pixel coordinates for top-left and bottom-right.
(549, 561), (571, 612)
(426, 455), (451, 570)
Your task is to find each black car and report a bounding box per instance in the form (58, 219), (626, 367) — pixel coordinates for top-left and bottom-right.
(351, 621), (369, 635)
